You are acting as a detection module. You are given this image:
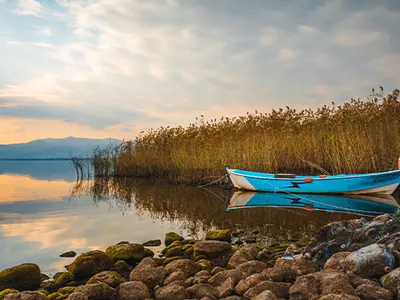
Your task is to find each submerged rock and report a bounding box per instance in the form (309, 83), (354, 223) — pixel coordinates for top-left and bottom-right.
(0, 263), (41, 292)
(60, 251), (77, 258)
(142, 239), (162, 247)
(205, 230), (232, 242)
(68, 251), (112, 280)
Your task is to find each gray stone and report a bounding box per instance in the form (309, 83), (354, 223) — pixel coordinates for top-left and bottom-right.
(117, 281), (151, 300)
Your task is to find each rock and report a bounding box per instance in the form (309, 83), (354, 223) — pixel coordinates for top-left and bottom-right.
(165, 232), (184, 246)
(105, 243), (145, 264)
(142, 239), (162, 247)
(217, 277), (235, 298)
(235, 273), (265, 295)
(186, 284), (219, 299)
(164, 271), (186, 286)
(162, 257), (182, 266)
(75, 283), (116, 300)
(381, 267), (400, 295)
(271, 258), (317, 282)
(60, 251), (77, 258)
(197, 260), (213, 272)
(144, 248), (154, 258)
(289, 273), (321, 300)
(193, 276), (210, 284)
(346, 272), (379, 289)
(54, 272), (74, 289)
(319, 295), (360, 300)
(243, 281), (290, 299)
(0, 289), (19, 299)
(193, 241), (232, 259)
(220, 297), (244, 300)
(0, 263), (41, 291)
(3, 291), (47, 300)
(167, 280), (188, 288)
(205, 230), (232, 242)
(227, 245), (258, 268)
(284, 244), (302, 257)
(117, 281), (150, 300)
(320, 272), (358, 297)
(195, 270), (210, 277)
(58, 287), (76, 295)
(253, 290), (278, 300)
(129, 266), (167, 289)
(68, 250), (113, 280)
(40, 273), (50, 281)
(236, 260), (267, 276)
(113, 260), (132, 279)
(164, 259), (200, 277)
(86, 271), (124, 288)
(324, 252), (351, 272)
(260, 268), (283, 282)
(345, 244), (393, 277)
(165, 246), (184, 258)
(134, 257), (158, 271)
(47, 292), (63, 300)
(67, 293), (88, 300)
(355, 282), (392, 300)
(155, 285), (188, 300)
(257, 249), (274, 262)
(208, 269), (245, 287)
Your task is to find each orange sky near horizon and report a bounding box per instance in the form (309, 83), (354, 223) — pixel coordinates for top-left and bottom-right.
(0, 117), (133, 144)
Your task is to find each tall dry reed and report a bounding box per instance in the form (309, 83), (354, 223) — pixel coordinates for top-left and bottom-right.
(95, 88), (400, 183)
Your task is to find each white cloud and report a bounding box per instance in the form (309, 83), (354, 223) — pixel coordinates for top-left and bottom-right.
(38, 27), (53, 37)
(6, 41), (23, 45)
(32, 42), (55, 49)
(334, 30), (389, 47)
(298, 25), (317, 33)
(16, 0), (42, 16)
(278, 48), (296, 61)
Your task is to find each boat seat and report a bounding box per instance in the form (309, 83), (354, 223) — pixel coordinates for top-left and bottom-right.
(274, 173), (296, 179)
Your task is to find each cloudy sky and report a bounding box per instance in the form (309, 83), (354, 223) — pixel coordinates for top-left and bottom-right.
(0, 0), (399, 144)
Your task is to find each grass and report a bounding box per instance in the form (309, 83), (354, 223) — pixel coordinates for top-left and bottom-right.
(90, 88), (400, 183)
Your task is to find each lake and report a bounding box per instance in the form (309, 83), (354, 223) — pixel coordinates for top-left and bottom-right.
(1, 160), (399, 276)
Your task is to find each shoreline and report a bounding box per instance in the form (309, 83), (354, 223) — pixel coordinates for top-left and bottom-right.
(1, 212), (400, 299)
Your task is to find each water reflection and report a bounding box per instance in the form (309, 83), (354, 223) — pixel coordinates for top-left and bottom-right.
(228, 192), (399, 217)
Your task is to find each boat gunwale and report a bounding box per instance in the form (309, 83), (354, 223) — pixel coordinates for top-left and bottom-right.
(226, 168), (400, 181)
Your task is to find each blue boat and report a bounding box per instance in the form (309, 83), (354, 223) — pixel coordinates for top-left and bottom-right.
(226, 168), (400, 195)
(227, 192), (399, 217)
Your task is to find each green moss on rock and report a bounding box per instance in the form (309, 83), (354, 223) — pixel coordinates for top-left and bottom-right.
(0, 263), (41, 291)
(48, 292), (64, 300)
(165, 232), (184, 246)
(0, 289), (18, 300)
(87, 271), (125, 288)
(144, 248), (154, 258)
(57, 286), (76, 295)
(162, 256), (182, 266)
(105, 243), (145, 264)
(205, 230), (232, 242)
(165, 246), (184, 258)
(54, 272), (74, 288)
(68, 250), (113, 280)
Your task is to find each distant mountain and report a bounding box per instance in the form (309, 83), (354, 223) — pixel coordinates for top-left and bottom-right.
(0, 137), (122, 159)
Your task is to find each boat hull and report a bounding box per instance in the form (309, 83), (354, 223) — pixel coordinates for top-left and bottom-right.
(226, 168), (400, 195)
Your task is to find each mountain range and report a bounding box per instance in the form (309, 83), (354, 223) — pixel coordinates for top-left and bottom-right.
(0, 137), (121, 159)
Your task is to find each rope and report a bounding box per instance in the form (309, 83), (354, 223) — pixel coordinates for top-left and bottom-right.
(197, 174), (228, 188)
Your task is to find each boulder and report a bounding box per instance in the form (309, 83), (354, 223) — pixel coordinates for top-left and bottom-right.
(67, 293), (88, 300)
(355, 282), (393, 300)
(60, 251), (77, 258)
(324, 252), (351, 272)
(86, 271), (124, 288)
(319, 295), (360, 300)
(112, 260), (132, 279)
(155, 284), (188, 300)
(53, 272), (74, 289)
(163, 271), (186, 286)
(346, 272), (379, 289)
(205, 230), (232, 242)
(289, 273), (321, 300)
(197, 260), (213, 272)
(227, 245), (258, 268)
(133, 257), (158, 271)
(235, 274), (265, 295)
(165, 232), (184, 246)
(164, 259), (200, 277)
(3, 291), (47, 300)
(0, 289), (19, 299)
(117, 281), (151, 300)
(105, 243), (145, 263)
(253, 290), (278, 300)
(243, 281), (290, 299)
(216, 277), (236, 298)
(75, 283), (116, 300)
(320, 272), (358, 297)
(193, 241), (232, 259)
(68, 251), (112, 280)
(208, 269), (245, 287)
(381, 267), (400, 295)
(0, 263), (41, 291)
(236, 260), (268, 276)
(129, 266), (167, 289)
(142, 239), (162, 247)
(186, 284), (219, 299)
(58, 287), (76, 295)
(345, 244), (393, 277)
(220, 297), (244, 300)
(260, 268), (283, 282)
(164, 246), (183, 258)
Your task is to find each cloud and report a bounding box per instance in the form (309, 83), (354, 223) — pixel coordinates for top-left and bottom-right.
(16, 0), (42, 16)
(334, 30), (389, 47)
(38, 27), (53, 37)
(278, 48), (296, 61)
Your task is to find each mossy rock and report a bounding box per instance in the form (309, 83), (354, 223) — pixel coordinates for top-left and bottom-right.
(113, 260), (132, 279)
(165, 246), (184, 258)
(54, 272), (74, 288)
(205, 230), (232, 242)
(197, 259), (213, 272)
(161, 240), (182, 255)
(48, 292), (64, 300)
(0, 263), (41, 291)
(184, 246), (194, 257)
(57, 286), (76, 295)
(165, 232), (184, 246)
(0, 289), (18, 300)
(37, 289), (49, 296)
(68, 250), (113, 280)
(87, 271), (125, 288)
(162, 256), (182, 266)
(144, 248), (154, 258)
(105, 243), (145, 264)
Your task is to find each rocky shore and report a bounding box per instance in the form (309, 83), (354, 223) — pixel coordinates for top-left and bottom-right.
(1, 212), (400, 300)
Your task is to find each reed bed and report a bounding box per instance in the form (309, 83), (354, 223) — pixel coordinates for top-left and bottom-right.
(94, 88), (400, 183)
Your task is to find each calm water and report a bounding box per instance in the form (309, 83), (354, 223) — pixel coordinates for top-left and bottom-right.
(0, 161), (399, 276)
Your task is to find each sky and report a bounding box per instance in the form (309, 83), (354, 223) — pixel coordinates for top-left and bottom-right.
(0, 0), (399, 144)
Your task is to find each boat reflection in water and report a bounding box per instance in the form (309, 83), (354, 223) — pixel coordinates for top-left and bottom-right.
(227, 192), (399, 217)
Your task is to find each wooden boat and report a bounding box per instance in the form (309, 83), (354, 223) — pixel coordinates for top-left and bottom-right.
(227, 191), (399, 217)
(226, 168), (400, 195)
